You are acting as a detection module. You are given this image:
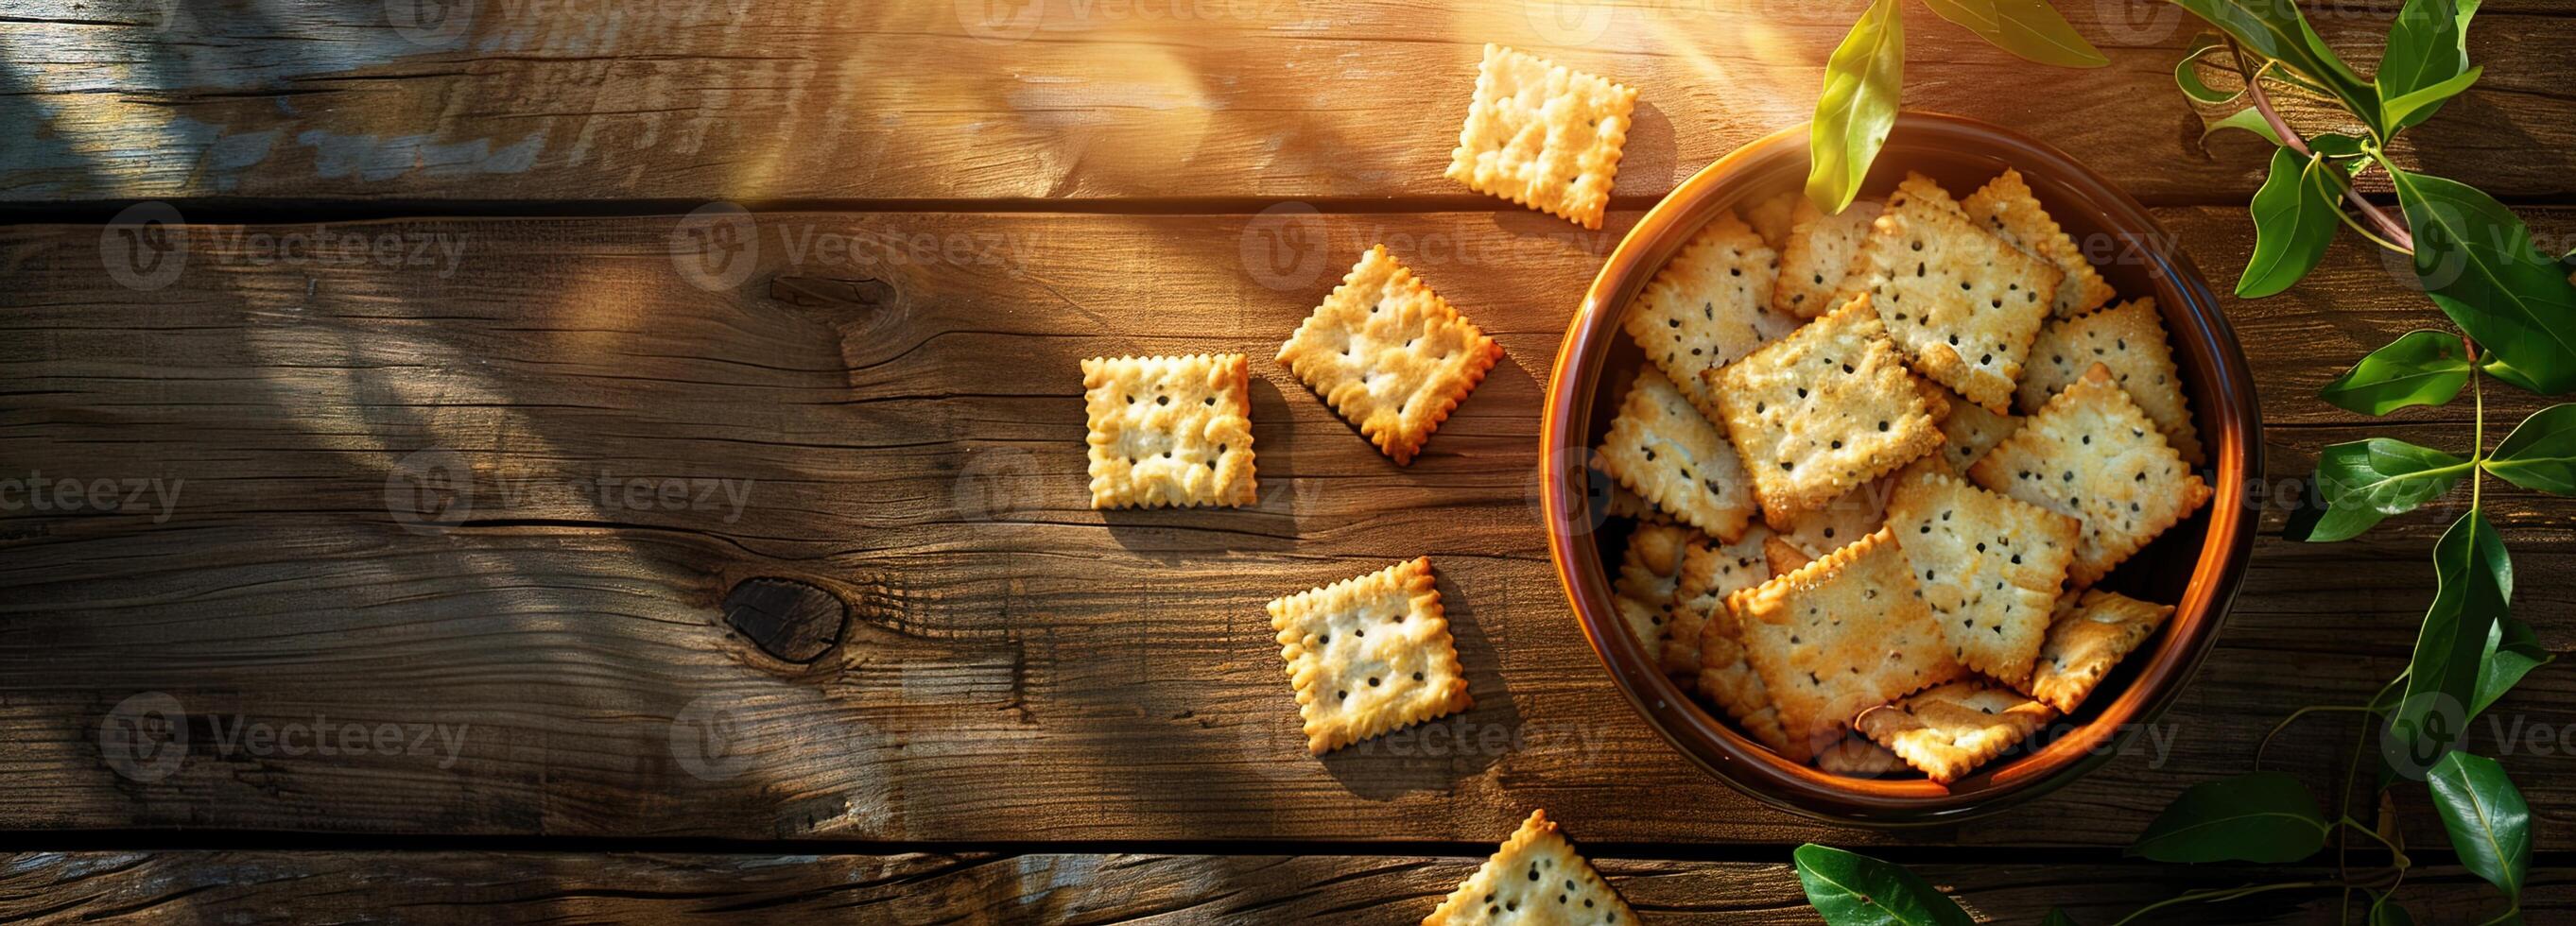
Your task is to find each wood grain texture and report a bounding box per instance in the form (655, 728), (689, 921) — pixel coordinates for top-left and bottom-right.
(0, 849), (2562, 924)
(4, 0), (2571, 203)
(2, 207), (2569, 851)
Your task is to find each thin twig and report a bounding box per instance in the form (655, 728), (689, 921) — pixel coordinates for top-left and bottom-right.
(2231, 48), (2415, 252)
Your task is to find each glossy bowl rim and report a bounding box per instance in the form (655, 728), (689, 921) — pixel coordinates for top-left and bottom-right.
(1539, 112), (2264, 826)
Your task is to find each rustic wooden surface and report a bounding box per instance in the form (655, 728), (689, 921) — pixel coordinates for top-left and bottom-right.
(3, 0), (2573, 922)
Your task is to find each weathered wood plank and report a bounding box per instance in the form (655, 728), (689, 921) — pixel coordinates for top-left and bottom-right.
(0, 850), (2562, 924)
(1, 208), (2568, 849)
(4, 1), (2571, 203)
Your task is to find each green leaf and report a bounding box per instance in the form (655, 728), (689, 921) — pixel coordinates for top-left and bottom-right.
(2484, 403), (2576, 494)
(2472, 616), (2550, 718)
(1807, 0), (1904, 215)
(2371, 894), (2416, 926)
(2315, 437), (2472, 516)
(1918, 0), (2107, 68)
(1792, 844), (1975, 926)
(2129, 771), (2330, 863)
(2238, 147), (2343, 298)
(2394, 509), (2510, 758)
(2296, 498), (2390, 543)
(2170, 0), (2380, 132)
(2041, 911), (2080, 926)
(2320, 330), (2474, 415)
(2379, 0), (2478, 130)
(2386, 168), (2576, 395)
(2427, 751), (2531, 902)
(2308, 131), (2369, 160)
(2200, 107), (2282, 146)
(2382, 65), (2482, 131)
(2174, 33), (2239, 104)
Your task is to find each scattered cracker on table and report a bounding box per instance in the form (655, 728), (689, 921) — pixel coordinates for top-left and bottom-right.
(1707, 295), (1944, 530)
(1934, 382), (2023, 474)
(1081, 353), (1258, 508)
(1732, 526), (1962, 758)
(1424, 809), (1636, 926)
(1612, 523), (1693, 667)
(1773, 197), (1884, 318)
(1278, 246), (1505, 465)
(1666, 527), (1772, 678)
(2018, 297), (2204, 465)
(2025, 589), (2172, 713)
(1885, 462), (2079, 686)
(1269, 557), (1472, 754)
(1962, 167), (2116, 319)
(1745, 191), (1801, 250)
(1970, 364), (2212, 586)
(1445, 44), (1637, 230)
(1857, 678), (2058, 783)
(1621, 211), (1797, 419)
(1698, 594), (1790, 753)
(1598, 368), (1760, 541)
(1815, 734), (1910, 778)
(1842, 173), (2064, 412)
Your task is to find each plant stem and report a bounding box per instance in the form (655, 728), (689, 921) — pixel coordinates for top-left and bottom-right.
(2336, 815), (2412, 867)
(2107, 881), (2344, 926)
(2238, 52), (2415, 252)
(2256, 705), (2377, 768)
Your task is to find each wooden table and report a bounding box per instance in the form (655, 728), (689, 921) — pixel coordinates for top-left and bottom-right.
(3, 1), (2571, 920)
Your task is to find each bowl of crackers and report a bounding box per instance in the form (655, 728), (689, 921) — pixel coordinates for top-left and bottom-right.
(1542, 112), (2261, 824)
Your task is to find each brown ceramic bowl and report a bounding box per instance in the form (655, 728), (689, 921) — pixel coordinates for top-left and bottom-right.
(1540, 113), (2260, 825)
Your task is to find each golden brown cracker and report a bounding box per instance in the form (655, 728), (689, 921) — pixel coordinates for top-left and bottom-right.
(1279, 246), (1504, 465)
(1270, 557), (1473, 754)
(2025, 589), (2172, 713)
(1962, 167), (2117, 318)
(1969, 364), (2212, 586)
(1707, 295), (1943, 529)
(1445, 44), (1636, 230)
(1424, 810), (1637, 926)
(1082, 353), (1257, 508)
(1885, 465), (2080, 686)
(1732, 527), (1964, 754)
(1856, 678), (2057, 784)
(1598, 368), (1760, 541)
(1844, 173), (2064, 411)
(2018, 297), (2204, 465)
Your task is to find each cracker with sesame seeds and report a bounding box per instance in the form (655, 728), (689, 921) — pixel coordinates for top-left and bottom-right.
(1621, 212), (1798, 419)
(1775, 475), (1893, 559)
(1934, 382), (2023, 474)
(1732, 527), (1964, 753)
(1969, 364), (2212, 586)
(1424, 809), (1636, 926)
(1665, 526), (1773, 679)
(1856, 678), (2058, 783)
(1745, 191), (1801, 250)
(1842, 172), (2064, 412)
(1611, 523), (1693, 667)
(1270, 557), (1473, 755)
(1279, 246), (1505, 465)
(2025, 589), (2172, 713)
(1597, 368), (1760, 541)
(1445, 44), (1637, 230)
(1773, 197), (1884, 318)
(1697, 589), (1790, 754)
(1885, 463), (2080, 686)
(1962, 167), (2117, 318)
(1707, 295), (1944, 530)
(2018, 297), (2204, 465)
(1081, 353), (1257, 508)
(1815, 734), (1911, 778)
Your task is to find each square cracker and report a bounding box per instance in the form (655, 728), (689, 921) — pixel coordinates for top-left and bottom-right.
(1732, 526), (1963, 753)
(1602, 484), (1668, 523)
(1856, 679), (2058, 784)
(1425, 809), (1636, 926)
(1843, 173), (2064, 412)
(1621, 211), (1798, 419)
(1270, 557), (1473, 754)
(1279, 246), (1505, 465)
(1969, 364), (2213, 586)
(1962, 168), (2117, 319)
(1815, 735), (1910, 778)
(1445, 44), (1637, 230)
(2018, 297), (2204, 465)
(1597, 369), (1759, 541)
(1773, 197), (1884, 318)
(1775, 475), (1892, 559)
(1665, 526), (1772, 679)
(1697, 606), (1789, 754)
(1885, 462), (2080, 686)
(1745, 191), (1801, 250)
(1935, 382), (2022, 474)
(1611, 523), (1693, 668)
(1707, 295), (1944, 530)
(2025, 589), (2172, 713)
(1082, 353), (1257, 508)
